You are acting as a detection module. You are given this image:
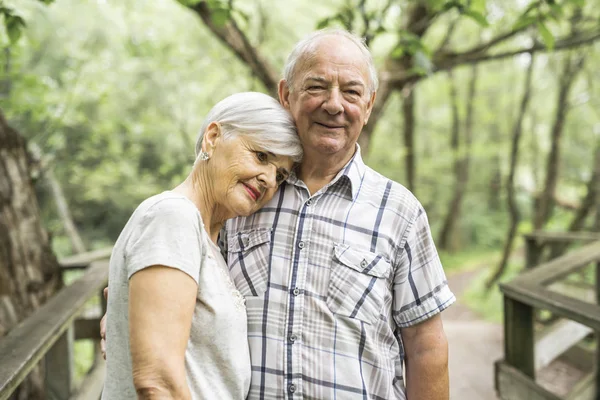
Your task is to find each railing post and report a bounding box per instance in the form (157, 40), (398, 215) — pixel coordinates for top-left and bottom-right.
(525, 236), (542, 269)
(504, 296), (535, 378)
(45, 324), (74, 400)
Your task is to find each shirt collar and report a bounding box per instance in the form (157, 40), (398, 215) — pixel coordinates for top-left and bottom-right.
(287, 144), (366, 201)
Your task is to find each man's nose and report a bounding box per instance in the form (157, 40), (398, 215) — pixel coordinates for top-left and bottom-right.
(322, 88), (344, 114)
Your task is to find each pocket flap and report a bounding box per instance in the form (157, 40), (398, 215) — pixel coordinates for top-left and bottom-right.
(333, 243), (391, 278)
(228, 228), (272, 252)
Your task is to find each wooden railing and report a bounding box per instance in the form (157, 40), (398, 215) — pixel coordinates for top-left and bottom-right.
(0, 248), (112, 400)
(496, 231), (600, 400)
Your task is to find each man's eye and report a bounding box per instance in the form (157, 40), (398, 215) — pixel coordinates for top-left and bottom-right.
(307, 86), (324, 90)
(346, 90), (360, 96)
(256, 152), (268, 162)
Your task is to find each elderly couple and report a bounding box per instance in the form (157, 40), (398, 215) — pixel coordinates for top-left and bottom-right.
(101, 28), (455, 400)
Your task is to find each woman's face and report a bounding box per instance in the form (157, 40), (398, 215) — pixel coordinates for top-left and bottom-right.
(208, 134), (294, 218)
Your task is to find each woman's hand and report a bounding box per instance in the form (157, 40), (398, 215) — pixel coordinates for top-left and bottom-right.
(100, 287), (108, 360)
(129, 265), (197, 400)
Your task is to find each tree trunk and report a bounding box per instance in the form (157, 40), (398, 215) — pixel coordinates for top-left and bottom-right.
(0, 109), (62, 399)
(549, 142), (600, 259)
(29, 143), (86, 254)
(358, 80), (393, 156)
(486, 56), (536, 289)
(596, 142), (600, 231)
(401, 84), (417, 193)
(488, 122), (502, 210)
(439, 66), (478, 251)
(533, 54), (585, 230)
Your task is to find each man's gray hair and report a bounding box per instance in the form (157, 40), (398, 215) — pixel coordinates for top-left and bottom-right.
(195, 92), (302, 163)
(283, 28), (379, 94)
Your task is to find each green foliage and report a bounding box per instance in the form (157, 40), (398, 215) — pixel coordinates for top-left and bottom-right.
(1, 0), (598, 258)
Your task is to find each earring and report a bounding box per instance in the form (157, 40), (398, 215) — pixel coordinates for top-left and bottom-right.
(198, 151), (210, 161)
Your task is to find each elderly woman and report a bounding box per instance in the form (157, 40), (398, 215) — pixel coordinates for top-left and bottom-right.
(101, 92), (302, 400)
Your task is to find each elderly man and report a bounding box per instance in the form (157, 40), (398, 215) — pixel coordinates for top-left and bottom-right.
(223, 29), (454, 399)
(102, 28), (454, 399)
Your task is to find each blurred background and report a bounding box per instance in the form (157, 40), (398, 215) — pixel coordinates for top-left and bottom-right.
(1, 0), (600, 398)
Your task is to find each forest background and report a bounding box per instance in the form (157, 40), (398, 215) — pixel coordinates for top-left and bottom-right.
(2, 0), (600, 381)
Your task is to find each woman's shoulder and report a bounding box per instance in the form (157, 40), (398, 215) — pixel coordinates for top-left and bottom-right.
(129, 191), (202, 232)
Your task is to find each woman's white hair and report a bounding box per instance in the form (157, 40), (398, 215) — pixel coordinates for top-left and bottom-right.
(283, 28), (379, 94)
(195, 92), (302, 163)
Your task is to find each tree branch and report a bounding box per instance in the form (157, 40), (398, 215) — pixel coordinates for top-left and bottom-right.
(384, 29), (600, 85)
(189, 2), (279, 96)
(434, 29), (600, 72)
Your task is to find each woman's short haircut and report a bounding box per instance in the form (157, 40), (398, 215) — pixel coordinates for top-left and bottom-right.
(195, 92), (302, 163)
(283, 28), (378, 94)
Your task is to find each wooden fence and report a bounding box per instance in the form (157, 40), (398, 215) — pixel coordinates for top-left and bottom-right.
(496, 231), (600, 400)
(0, 248), (111, 400)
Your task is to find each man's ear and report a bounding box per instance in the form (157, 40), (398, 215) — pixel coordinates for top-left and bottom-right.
(278, 79), (291, 110)
(201, 122), (221, 155)
(364, 91), (377, 125)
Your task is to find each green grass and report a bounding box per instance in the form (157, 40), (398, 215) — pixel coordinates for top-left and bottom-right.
(439, 247), (503, 275)
(74, 340), (96, 383)
(462, 259), (523, 323)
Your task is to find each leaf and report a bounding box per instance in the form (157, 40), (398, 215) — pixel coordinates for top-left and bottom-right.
(391, 46), (405, 59)
(316, 16), (332, 29)
(441, 1), (464, 12)
(537, 21), (554, 50)
(6, 15), (26, 44)
(414, 50), (434, 75)
(463, 9), (489, 26)
(512, 15), (538, 30)
(548, 4), (564, 19)
(210, 7), (230, 27)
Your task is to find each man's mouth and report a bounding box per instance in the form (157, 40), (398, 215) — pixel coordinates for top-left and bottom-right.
(243, 183), (261, 201)
(316, 122), (344, 129)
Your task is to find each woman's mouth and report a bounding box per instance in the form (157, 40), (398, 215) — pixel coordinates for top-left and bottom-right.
(243, 184), (261, 201)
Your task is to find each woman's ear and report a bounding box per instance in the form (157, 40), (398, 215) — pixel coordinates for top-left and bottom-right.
(201, 122), (222, 156)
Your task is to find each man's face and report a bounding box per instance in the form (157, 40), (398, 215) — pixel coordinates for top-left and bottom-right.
(279, 36), (376, 160)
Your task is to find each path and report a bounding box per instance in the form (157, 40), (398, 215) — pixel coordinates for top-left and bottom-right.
(444, 269), (503, 400)
(442, 268), (586, 400)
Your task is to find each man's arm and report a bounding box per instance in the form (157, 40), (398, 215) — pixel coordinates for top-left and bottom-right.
(400, 314), (449, 400)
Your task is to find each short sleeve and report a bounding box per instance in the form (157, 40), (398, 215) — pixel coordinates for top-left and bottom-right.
(125, 198), (203, 283)
(393, 208), (455, 328)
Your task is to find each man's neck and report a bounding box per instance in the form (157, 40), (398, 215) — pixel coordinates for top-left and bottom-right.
(298, 147), (356, 195)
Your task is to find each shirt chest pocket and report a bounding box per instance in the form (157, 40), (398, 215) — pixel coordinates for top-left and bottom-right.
(227, 228), (272, 297)
(327, 243), (392, 325)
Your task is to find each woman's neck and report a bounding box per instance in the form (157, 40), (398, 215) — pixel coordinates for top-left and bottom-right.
(173, 166), (227, 243)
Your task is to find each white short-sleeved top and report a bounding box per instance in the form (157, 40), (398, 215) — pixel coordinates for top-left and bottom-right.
(102, 191), (250, 400)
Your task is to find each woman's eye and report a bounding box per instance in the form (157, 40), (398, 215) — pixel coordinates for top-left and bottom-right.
(256, 152), (268, 162)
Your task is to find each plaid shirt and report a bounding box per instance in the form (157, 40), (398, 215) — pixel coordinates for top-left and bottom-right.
(223, 148), (455, 400)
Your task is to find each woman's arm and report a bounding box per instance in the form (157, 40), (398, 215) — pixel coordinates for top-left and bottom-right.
(128, 265), (197, 400)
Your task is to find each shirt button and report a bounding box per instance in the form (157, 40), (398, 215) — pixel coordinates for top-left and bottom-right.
(243, 237), (250, 247)
(298, 241), (305, 249)
(292, 288), (300, 296)
(289, 334), (297, 343)
(306, 199), (312, 206)
(360, 259), (368, 268)
(288, 384), (296, 393)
